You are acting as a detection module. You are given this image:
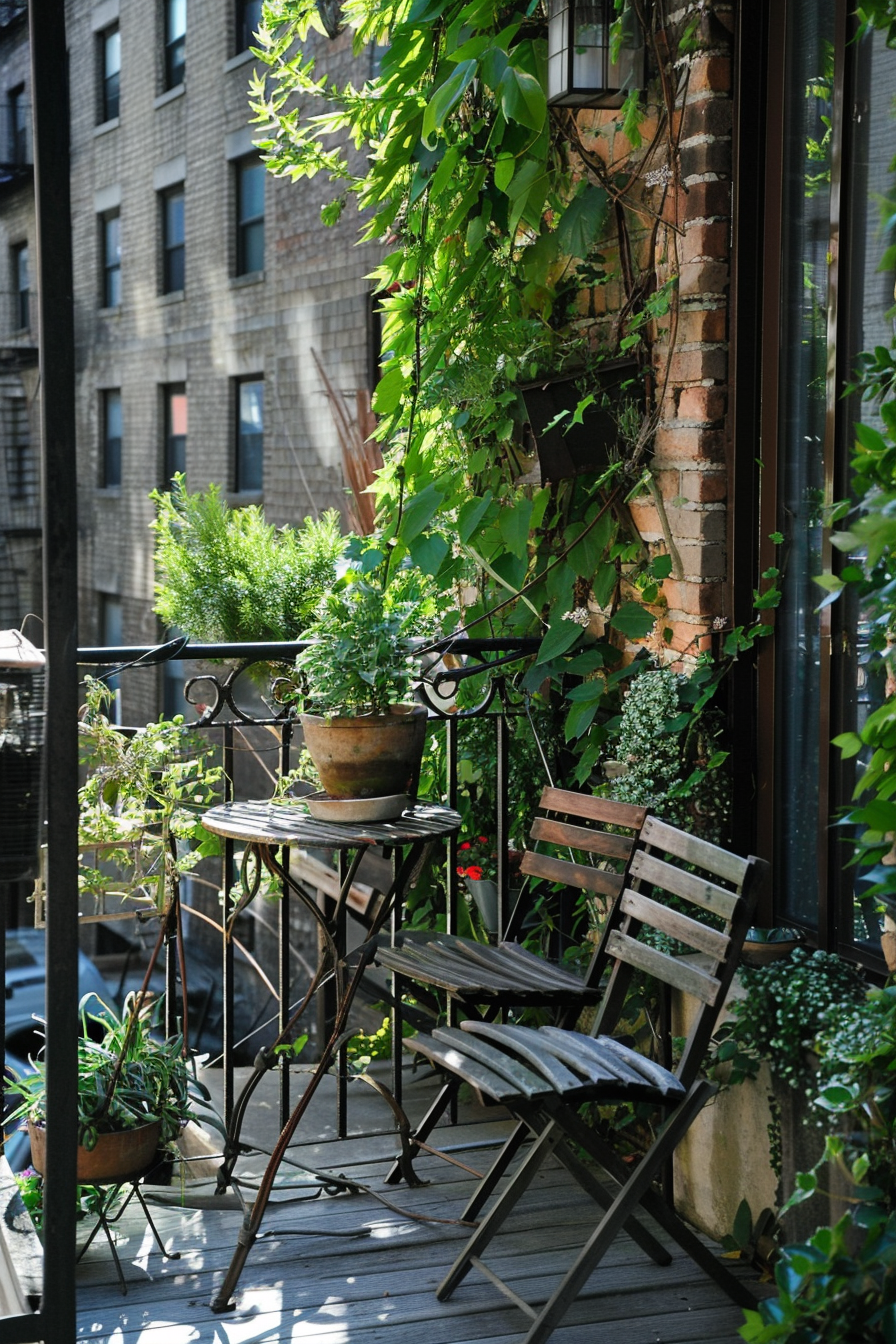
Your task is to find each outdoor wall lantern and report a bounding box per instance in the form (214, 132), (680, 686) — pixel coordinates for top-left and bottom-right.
(547, 0), (646, 108)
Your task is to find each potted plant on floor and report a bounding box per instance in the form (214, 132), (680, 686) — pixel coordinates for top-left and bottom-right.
(6, 991), (192, 1184)
(292, 568), (434, 808)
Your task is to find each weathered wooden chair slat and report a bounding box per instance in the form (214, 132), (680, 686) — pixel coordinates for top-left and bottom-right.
(404, 816), (767, 1344)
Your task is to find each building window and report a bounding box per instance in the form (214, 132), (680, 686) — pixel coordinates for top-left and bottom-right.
(235, 377), (263, 492)
(7, 83), (26, 164)
(100, 595), (123, 717)
(161, 188), (185, 293)
(236, 0), (263, 52)
(164, 383), (187, 483)
(101, 211), (121, 308)
(101, 389), (122, 488)
(99, 25), (120, 123)
(11, 242), (28, 329)
(5, 397), (32, 503)
(235, 156), (264, 275)
(164, 0), (186, 91)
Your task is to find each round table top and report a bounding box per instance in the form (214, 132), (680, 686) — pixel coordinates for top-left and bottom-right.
(201, 799), (462, 849)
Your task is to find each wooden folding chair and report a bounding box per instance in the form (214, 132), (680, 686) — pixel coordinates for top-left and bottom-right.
(405, 816), (768, 1344)
(375, 787), (647, 1190)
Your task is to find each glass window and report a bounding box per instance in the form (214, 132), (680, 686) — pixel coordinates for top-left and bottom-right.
(164, 383), (187, 483)
(164, 0), (186, 91)
(235, 378), (263, 492)
(5, 397), (32, 503)
(7, 84), (26, 164)
(100, 595), (123, 717)
(102, 389), (122, 489)
(162, 188), (185, 293)
(236, 157), (264, 275)
(101, 211), (121, 308)
(236, 0), (263, 52)
(11, 242), (28, 329)
(770, 0), (836, 929)
(100, 26), (120, 122)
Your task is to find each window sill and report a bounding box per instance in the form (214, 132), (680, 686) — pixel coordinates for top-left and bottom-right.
(223, 49), (256, 73)
(228, 490), (263, 506)
(95, 486), (121, 498)
(97, 305), (121, 317)
(94, 116), (120, 137)
(158, 290), (185, 305)
(231, 270), (264, 288)
(154, 84), (185, 110)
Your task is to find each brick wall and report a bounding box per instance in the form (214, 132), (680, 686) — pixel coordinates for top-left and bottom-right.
(63, 1), (381, 725)
(575, 1), (735, 664)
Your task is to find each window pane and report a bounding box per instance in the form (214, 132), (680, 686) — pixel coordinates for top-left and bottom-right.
(167, 0), (186, 41)
(165, 0), (186, 89)
(237, 379), (263, 491)
(772, 0), (836, 927)
(238, 160), (264, 221)
(104, 213), (121, 307)
(237, 160), (264, 274)
(163, 191), (185, 292)
(103, 28), (120, 120)
(13, 244), (28, 328)
(104, 390), (122, 488)
(237, 0), (263, 51)
(165, 386), (187, 482)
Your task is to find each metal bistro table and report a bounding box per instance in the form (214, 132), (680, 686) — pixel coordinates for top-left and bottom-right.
(200, 797), (461, 1312)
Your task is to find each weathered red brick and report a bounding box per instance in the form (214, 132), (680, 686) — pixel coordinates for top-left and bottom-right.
(662, 579), (727, 617)
(677, 385), (727, 422)
(682, 468), (728, 503)
(682, 96), (733, 141)
(667, 506), (726, 543)
(684, 179), (732, 220)
(679, 140), (732, 179)
(688, 54), (732, 96)
(676, 306), (728, 344)
(680, 259), (730, 297)
(654, 424), (727, 463)
(669, 346), (728, 383)
(680, 219), (730, 263)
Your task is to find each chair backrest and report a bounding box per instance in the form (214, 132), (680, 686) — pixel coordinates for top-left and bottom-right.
(508, 787), (647, 946)
(589, 815), (768, 1087)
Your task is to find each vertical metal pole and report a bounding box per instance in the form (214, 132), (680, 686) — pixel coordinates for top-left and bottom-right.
(278, 721), (292, 1131)
(445, 717), (459, 1124)
(222, 725), (235, 1127)
(495, 703), (509, 942)
(30, 2), (79, 1340)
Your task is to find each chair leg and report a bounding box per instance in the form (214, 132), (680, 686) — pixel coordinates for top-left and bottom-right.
(520, 1082), (724, 1344)
(383, 1074), (461, 1186)
(461, 1118), (530, 1221)
(557, 1094), (756, 1308)
(438, 1116), (565, 1301)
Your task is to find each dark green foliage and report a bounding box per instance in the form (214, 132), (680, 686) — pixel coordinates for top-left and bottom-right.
(151, 474), (345, 643)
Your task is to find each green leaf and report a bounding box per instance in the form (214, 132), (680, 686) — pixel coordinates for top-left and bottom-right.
(609, 602), (656, 640)
(564, 696), (600, 740)
(652, 554), (673, 579)
(498, 65), (547, 132)
(372, 363), (406, 415)
(494, 151), (516, 193)
(457, 492), (494, 544)
(832, 731), (863, 759)
(536, 614), (585, 665)
(398, 483), (445, 543)
(498, 498), (533, 557)
(409, 531), (450, 575)
(556, 185), (610, 257)
(421, 60), (478, 149)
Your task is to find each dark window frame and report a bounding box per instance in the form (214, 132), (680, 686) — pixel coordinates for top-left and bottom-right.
(234, 376), (263, 493)
(100, 210), (121, 309)
(99, 24), (120, 122)
(236, 0), (263, 53)
(164, 0), (186, 91)
(11, 240), (28, 330)
(163, 382), (187, 484)
(161, 186), (185, 294)
(101, 388), (122, 490)
(235, 156), (264, 276)
(7, 82), (26, 164)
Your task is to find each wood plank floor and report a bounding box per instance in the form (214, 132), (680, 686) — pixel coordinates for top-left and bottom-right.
(72, 1065), (762, 1344)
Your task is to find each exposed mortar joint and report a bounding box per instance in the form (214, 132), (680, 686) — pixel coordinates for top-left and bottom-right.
(683, 214), (730, 228)
(677, 341), (728, 353)
(679, 298), (727, 311)
(673, 50), (729, 68)
(682, 172), (727, 185)
(678, 133), (732, 150)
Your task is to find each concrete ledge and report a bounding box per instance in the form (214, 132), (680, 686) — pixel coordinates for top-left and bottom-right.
(0, 1156), (41, 1311)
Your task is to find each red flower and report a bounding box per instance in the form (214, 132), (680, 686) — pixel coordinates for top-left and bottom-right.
(477, 835), (488, 845)
(459, 841), (472, 851)
(465, 865), (483, 881)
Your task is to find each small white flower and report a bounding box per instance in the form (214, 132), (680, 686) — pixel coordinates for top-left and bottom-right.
(712, 616), (729, 631)
(643, 164), (673, 188)
(495, 353), (506, 374)
(562, 608), (591, 627)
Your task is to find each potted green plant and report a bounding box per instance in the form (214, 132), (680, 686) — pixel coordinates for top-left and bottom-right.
(6, 992), (192, 1184)
(293, 570), (433, 804)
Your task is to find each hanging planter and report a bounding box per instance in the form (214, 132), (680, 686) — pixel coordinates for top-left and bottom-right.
(0, 630), (46, 881)
(28, 1118), (163, 1185)
(518, 357), (641, 485)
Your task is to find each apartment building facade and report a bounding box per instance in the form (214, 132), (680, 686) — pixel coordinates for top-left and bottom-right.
(0, 0), (379, 722)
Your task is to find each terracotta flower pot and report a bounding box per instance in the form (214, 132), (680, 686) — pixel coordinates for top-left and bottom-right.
(28, 1118), (162, 1184)
(300, 704), (427, 800)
